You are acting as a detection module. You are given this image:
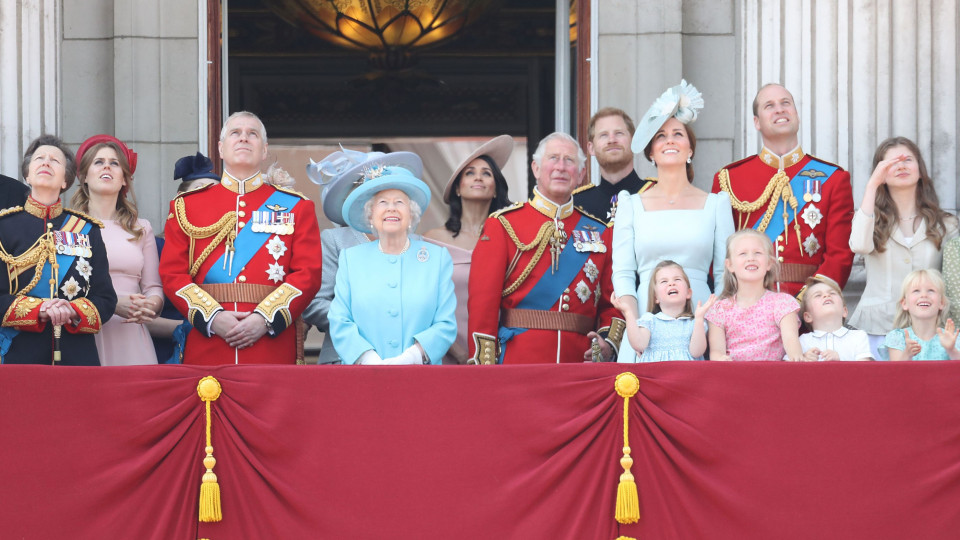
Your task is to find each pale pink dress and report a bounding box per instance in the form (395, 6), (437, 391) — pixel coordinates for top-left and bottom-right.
(424, 238), (471, 364)
(94, 219), (163, 365)
(704, 290), (800, 361)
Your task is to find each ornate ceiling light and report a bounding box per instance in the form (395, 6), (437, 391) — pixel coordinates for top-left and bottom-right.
(266, 0), (502, 70)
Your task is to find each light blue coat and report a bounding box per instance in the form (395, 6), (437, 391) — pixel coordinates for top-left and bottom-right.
(329, 239), (456, 364)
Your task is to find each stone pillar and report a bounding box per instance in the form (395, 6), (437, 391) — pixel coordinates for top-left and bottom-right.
(61, 0), (203, 228)
(0, 0), (61, 179)
(594, 0), (737, 191)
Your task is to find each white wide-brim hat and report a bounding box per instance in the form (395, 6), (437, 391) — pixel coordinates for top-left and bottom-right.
(341, 166), (432, 234)
(630, 79), (704, 155)
(307, 148), (423, 226)
(442, 135), (514, 203)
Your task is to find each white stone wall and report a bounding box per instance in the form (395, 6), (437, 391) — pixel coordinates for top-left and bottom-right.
(0, 0), (61, 180)
(60, 0), (202, 227)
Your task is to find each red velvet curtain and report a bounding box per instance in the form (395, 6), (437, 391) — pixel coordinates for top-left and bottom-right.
(2, 362), (959, 539)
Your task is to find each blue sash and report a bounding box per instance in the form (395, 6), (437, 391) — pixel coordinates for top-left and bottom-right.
(204, 191), (299, 284)
(0, 219), (93, 360)
(756, 160), (838, 243)
(497, 215), (604, 362)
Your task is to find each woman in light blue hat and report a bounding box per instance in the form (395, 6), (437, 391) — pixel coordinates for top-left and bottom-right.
(328, 164), (456, 364)
(303, 149), (423, 364)
(610, 80), (735, 362)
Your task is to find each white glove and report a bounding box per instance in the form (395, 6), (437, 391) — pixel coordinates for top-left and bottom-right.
(384, 345), (424, 365)
(358, 350), (384, 365)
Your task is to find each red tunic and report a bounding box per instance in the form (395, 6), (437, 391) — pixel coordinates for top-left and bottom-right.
(160, 175), (323, 365)
(712, 149), (854, 296)
(468, 193), (623, 364)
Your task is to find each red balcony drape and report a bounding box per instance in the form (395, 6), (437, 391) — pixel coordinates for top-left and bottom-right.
(1, 362), (959, 539)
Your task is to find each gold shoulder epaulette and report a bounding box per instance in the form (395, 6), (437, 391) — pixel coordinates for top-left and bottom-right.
(575, 207), (610, 228)
(571, 183), (595, 195)
(274, 185), (310, 200)
(174, 182), (217, 199)
(64, 208), (104, 228)
(0, 206), (23, 219)
(490, 201), (523, 219)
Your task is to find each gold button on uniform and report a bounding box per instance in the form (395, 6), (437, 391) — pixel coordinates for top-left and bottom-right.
(239, 201), (247, 207)
(238, 210), (246, 218)
(238, 221), (245, 228)
(238, 275), (247, 283)
(778, 256), (784, 262)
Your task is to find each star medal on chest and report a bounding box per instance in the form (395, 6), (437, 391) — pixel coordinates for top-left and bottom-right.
(266, 235), (288, 261)
(583, 258), (599, 283)
(253, 205), (295, 235)
(801, 204), (822, 229)
(803, 233), (821, 256)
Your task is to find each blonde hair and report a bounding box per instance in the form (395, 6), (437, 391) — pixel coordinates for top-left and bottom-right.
(646, 260), (694, 317)
(71, 141), (143, 241)
(892, 269), (950, 329)
(719, 229), (780, 299)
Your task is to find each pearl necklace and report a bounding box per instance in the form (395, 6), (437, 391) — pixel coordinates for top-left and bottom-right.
(378, 238), (411, 255)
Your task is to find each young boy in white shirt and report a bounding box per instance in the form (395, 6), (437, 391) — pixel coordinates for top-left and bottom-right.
(796, 275), (874, 361)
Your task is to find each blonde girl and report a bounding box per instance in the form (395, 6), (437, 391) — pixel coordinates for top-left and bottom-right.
(883, 269), (960, 361)
(612, 260), (715, 362)
(705, 229), (803, 361)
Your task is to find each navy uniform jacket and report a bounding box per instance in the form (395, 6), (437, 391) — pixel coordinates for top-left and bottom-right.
(0, 198), (117, 365)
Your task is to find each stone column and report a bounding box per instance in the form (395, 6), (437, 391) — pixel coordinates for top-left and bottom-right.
(0, 0), (61, 179)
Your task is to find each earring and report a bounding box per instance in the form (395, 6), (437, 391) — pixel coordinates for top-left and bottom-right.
(651, 160), (657, 167)
(687, 156), (693, 164)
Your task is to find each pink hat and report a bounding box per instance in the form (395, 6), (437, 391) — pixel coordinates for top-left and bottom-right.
(442, 135), (514, 203)
(76, 134), (138, 175)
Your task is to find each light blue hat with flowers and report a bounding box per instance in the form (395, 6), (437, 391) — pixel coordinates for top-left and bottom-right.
(307, 147), (422, 226)
(630, 79), (704, 154)
(341, 164), (431, 234)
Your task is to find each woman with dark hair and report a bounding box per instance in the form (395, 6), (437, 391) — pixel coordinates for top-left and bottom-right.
(71, 134), (163, 365)
(0, 135), (117, 365)
(424, 135), (513, 363)
(611, 80), (734, 362)
(849, 136), (958, 358)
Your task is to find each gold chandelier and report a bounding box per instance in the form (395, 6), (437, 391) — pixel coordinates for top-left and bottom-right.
(266, 0), (502, 69)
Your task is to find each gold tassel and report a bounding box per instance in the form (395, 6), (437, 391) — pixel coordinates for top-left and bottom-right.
(616, 537), (638, 540)
(614, 372), (640, 525)
(197, 376), (223, 522)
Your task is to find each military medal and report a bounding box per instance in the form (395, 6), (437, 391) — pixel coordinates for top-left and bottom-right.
(812, 180), (822, 202)
(803, 179), (813, 202)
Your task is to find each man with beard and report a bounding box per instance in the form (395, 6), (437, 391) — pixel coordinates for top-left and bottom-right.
(573, 107), (655, 222)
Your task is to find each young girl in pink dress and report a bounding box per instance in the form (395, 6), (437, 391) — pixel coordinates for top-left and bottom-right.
(705, 229), (803, 361)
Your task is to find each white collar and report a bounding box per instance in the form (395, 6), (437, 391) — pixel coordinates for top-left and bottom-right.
(810, 326), (850, 338)
(654, 311), (691, 321)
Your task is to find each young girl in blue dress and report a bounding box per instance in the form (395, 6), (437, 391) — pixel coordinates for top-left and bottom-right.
(883, 269), (960, 360)
(613, 260), (714, 362)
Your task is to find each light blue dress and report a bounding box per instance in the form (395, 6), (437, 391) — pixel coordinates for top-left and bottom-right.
(633, 312), (702, 362)
(881, 327), (959, 360)
(329, 239), (457, 364)
(612, 191), (735, 363)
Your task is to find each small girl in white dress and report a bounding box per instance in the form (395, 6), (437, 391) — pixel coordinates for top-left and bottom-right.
(612, 260), (715, 362)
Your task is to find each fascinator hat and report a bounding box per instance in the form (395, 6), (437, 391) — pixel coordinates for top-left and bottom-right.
(306, 147), (422, 226)
(630, 79), (704, 154)
(174, 152), (220, 182)
(76, 134), (138, 175)
(442, 135), (514, 204)
(341, 165), (431, 235)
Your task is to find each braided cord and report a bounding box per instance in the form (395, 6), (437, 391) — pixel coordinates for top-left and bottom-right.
(498, 217), (554, 297)
(174, 198), (238, 277)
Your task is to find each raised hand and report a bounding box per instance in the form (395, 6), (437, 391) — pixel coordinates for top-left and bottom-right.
(903, 329), (921, 359)
(937, 318), (960, 352)
(694, 294), (716, 319)
(867, 153), (908, 190)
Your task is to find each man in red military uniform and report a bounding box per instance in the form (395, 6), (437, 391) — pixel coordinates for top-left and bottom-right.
(160, 111), (323, 364)
(468, 132), (625, 364)
(712, 84), (854, 296)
